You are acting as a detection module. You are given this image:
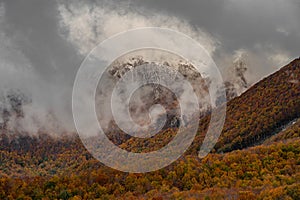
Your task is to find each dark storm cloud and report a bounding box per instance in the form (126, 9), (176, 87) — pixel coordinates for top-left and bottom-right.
(3, 0), (82, 85)
(2, 0), (300, 84)
(3, 0), (299, 79)
(134, 0), (300, 56)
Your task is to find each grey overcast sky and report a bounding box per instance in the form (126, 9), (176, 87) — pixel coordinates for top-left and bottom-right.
(0, 0), (299, 132)
(1, 0), (300, 81)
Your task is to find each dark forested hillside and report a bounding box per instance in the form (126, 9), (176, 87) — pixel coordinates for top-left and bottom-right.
(0, 59), (299, 199)
(214, 58), (300, 152)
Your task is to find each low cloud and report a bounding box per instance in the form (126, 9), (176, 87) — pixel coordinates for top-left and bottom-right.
(0, 0), (298, 136)
(57, 0), (218, 56)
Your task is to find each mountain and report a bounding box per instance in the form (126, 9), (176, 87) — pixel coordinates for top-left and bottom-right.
(0, 58), (299, 199)
(98, 55), (249, 147)
(117, 58), (300, 154)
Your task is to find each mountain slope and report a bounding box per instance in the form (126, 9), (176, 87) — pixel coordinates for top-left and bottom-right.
(214, 58), (300, 152)
(0, 58), (299, 199)
(118, 58), (300, 154)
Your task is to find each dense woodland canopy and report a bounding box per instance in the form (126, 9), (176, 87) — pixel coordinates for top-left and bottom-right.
(0, 59), (299, 199)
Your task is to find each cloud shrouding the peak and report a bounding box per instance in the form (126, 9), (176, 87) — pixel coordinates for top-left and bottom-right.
(57, 0), (218, 56)
(57, 0), (298, 86)
(0, 0), (299, 135)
